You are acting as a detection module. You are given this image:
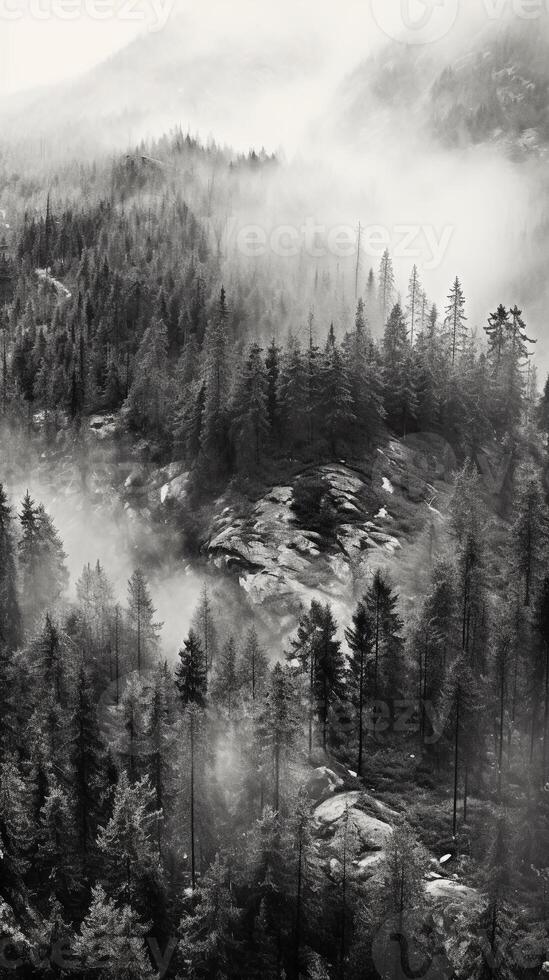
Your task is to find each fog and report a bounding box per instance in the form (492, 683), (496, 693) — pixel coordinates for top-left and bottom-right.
(1, 0), (549, 648)
(0, 422), (253, 658)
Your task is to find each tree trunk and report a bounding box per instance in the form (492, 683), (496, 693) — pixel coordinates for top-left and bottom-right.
(452, 688), (460, 840)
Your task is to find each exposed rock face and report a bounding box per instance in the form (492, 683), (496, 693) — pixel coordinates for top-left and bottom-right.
(425, 879), (480, 904)
(305, 767), (344, 802)
(205, 437), (454, 621)
(206, 461), (404, 623)
(313, 791), (394, 852)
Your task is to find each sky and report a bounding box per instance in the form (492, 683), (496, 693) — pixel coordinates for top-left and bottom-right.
(0, 0), (501, 96)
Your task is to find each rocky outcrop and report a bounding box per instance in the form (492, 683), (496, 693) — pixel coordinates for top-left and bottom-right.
(205, 437), (453, 621)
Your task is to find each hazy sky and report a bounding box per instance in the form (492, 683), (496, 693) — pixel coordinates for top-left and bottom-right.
(0, 0), (501, 96)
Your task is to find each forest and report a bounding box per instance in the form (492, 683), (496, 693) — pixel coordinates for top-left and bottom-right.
(2, 126), (549, 980)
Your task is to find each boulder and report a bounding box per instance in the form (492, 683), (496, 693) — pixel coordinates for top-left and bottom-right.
(305, 767), (344, 802)
(160, 473), (189, 504)
(314, 792), (393, 851)
(425, 879), (479, 904)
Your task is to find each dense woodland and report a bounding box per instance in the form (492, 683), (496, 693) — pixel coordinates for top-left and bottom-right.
(3, 134), (549, 978)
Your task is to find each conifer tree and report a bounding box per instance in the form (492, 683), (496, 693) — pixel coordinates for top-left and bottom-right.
(175, 629), (208, 708)
(70, 661), (108, 864)
(179, 853), (242, 979)
(211, 636), (240, 717)
(200, 287), (231, 478)
(231, 342), (270, 468)
(383, 304), (417, 436)
(378, 249), (395, 328)
(74, 884), (157, 980)
(345, 600), (373, 775)
(256, 665), (300, 812)
(512, 477), (546, 607)
(343, 300), (384, 450)
(364, 571), (404, 723)
(406, 265), (422, 347)
(126, 569), (160, 675)
(0, 484), (21, 652)
(444, 277), (467, 366)
(97, 772), (162, 910)
(238, 626), (269, 701)
(321, 329), (355, 455)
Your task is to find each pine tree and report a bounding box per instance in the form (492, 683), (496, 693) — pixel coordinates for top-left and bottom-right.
(35, 785), (81, 907)
(18, 493), (68, 626)
(231, 342), (270, 469)
(0, 484), (21, 652)
(534, 576), (549, 783)
(265, 339), (281, 441)
(211, 636), (241, 717)
(124, 318), (172, 439)
(191, 583), (218, 673)
(277, 333), (308, 450)
(97, 772), (162, 910)
(256, 665), (300, 813)
(238, 626), (269, 701)
(538, 374), (549, 439)
(73, 884), (157, 979)
(405, 265), (422, 347)
(343, 300), (384, 449)
(512, 477), (546, 607)
(200, 287), (231, 479)
(364, 571), (404, 725)
(345, 600), (373, 775)
(179, 853), (242, 979)
(126, 569), (161, 675)
(289, 600), (345, 754)
(175, 629), (207, 708)
(320, 329), (355, 456)
(444, 277), (467, 366)
(383, 304), (417, 436)
(378, 249), (395, 328)
(70, 661), (108, 864)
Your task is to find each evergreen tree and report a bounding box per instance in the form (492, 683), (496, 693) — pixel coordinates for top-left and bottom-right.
(256, 665), (300, 812)
(444, 277), (467, 366)
(70, 661), (108, 865)
(320, 328), (355, 456)
(73, 884), (157, 980)
(238, 626), (269, 701)
(192, 583), (218, 673)
(364, 571), (404, 723)
(231, 342), (270, 468)
(405, 265), (422, 347)
(383, 303), (417, 436)
(126, 569), (160, 675)
(512, 477), (546, 607)
(345, 600), (373, 775)
(211, 636), (240, 717)
(97, 772), (162, 911)
(199, 287), (231, 479)
(0, 484), (21, 651)
(378, 249), (395, 328)
(175, 629), (208, 708)
(179, 853), (242, 980)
